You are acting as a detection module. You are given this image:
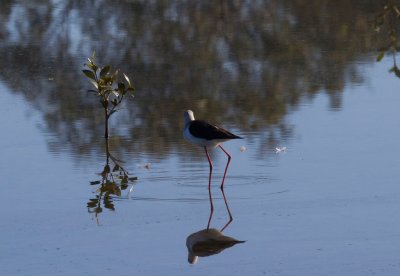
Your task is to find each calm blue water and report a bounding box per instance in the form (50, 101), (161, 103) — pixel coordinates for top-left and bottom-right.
(1, 1), (400, 275)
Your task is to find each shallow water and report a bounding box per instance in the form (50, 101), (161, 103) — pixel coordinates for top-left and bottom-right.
(2, 1), (400, 275)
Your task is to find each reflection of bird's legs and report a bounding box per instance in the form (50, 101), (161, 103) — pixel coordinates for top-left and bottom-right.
(205, 147), (214, 231)
(207, 186), (214, 232)
(218, 145), (233, 232)
(220, 188), (233, 232)
(218, 145), (231, 189)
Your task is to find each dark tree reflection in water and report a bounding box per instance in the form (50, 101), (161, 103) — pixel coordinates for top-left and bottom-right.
(0, 0), (385, 160)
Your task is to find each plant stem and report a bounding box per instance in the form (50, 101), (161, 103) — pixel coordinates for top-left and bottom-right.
(104, 107), (109, 139)
(105, 138), (110, 163)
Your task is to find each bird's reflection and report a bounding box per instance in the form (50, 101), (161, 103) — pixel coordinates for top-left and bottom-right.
(87, 139), (137, 224)
(186, 228), (245, 264)
(186, 183), (244, 264)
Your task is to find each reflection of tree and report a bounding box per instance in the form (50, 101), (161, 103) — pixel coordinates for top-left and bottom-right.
(87, 139), (137, 224)
(0, 1), (386, 160)
(373, 0), (400, 77)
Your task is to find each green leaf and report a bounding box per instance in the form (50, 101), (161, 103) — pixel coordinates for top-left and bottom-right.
(394, 66), (400, 78)
(83, 69), (96, 80)
(102, 76), (113, 85)
(86, 62), (96, 72)
(394, 5), (400, 16)
(123, 73), (131, 87)
(93, 64), (98, 72)
(389, 65), (400, 78)
(112, 69), (119, 81)
(118, 82), (126, 92)
(376, 51), (385, 62)
(100, 65), (110, 78)
(89, 79), (99, 89)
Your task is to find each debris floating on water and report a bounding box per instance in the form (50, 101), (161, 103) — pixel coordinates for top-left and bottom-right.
(138, 163), (152, 169)
(275, 147), (287, 153)
(240, 146), (247, 152)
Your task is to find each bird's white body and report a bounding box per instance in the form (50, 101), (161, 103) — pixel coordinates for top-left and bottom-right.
(183, 125), (222, 148)
(183, 109), (212, 146)
(183, 110), (237, 148)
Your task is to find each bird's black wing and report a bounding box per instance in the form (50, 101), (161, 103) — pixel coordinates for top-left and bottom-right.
(189, 120), (242, 140)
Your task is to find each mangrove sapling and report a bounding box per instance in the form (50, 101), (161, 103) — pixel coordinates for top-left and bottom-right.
(82, 53), (135, 138)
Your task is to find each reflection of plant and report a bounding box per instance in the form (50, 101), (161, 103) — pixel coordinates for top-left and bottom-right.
(87, 140), (137, 223)
(82, 52), (135, 138)
(373, 0), (400, 76)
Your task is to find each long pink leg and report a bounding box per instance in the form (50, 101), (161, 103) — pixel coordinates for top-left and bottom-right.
(218, 145), (233, 231)
(204, 146), (214, 231)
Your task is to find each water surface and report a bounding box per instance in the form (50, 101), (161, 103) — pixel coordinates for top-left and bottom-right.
(1, 1), (400, 275)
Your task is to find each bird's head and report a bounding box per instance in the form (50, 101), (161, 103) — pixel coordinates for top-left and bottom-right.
(184, 110), (195, 125)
